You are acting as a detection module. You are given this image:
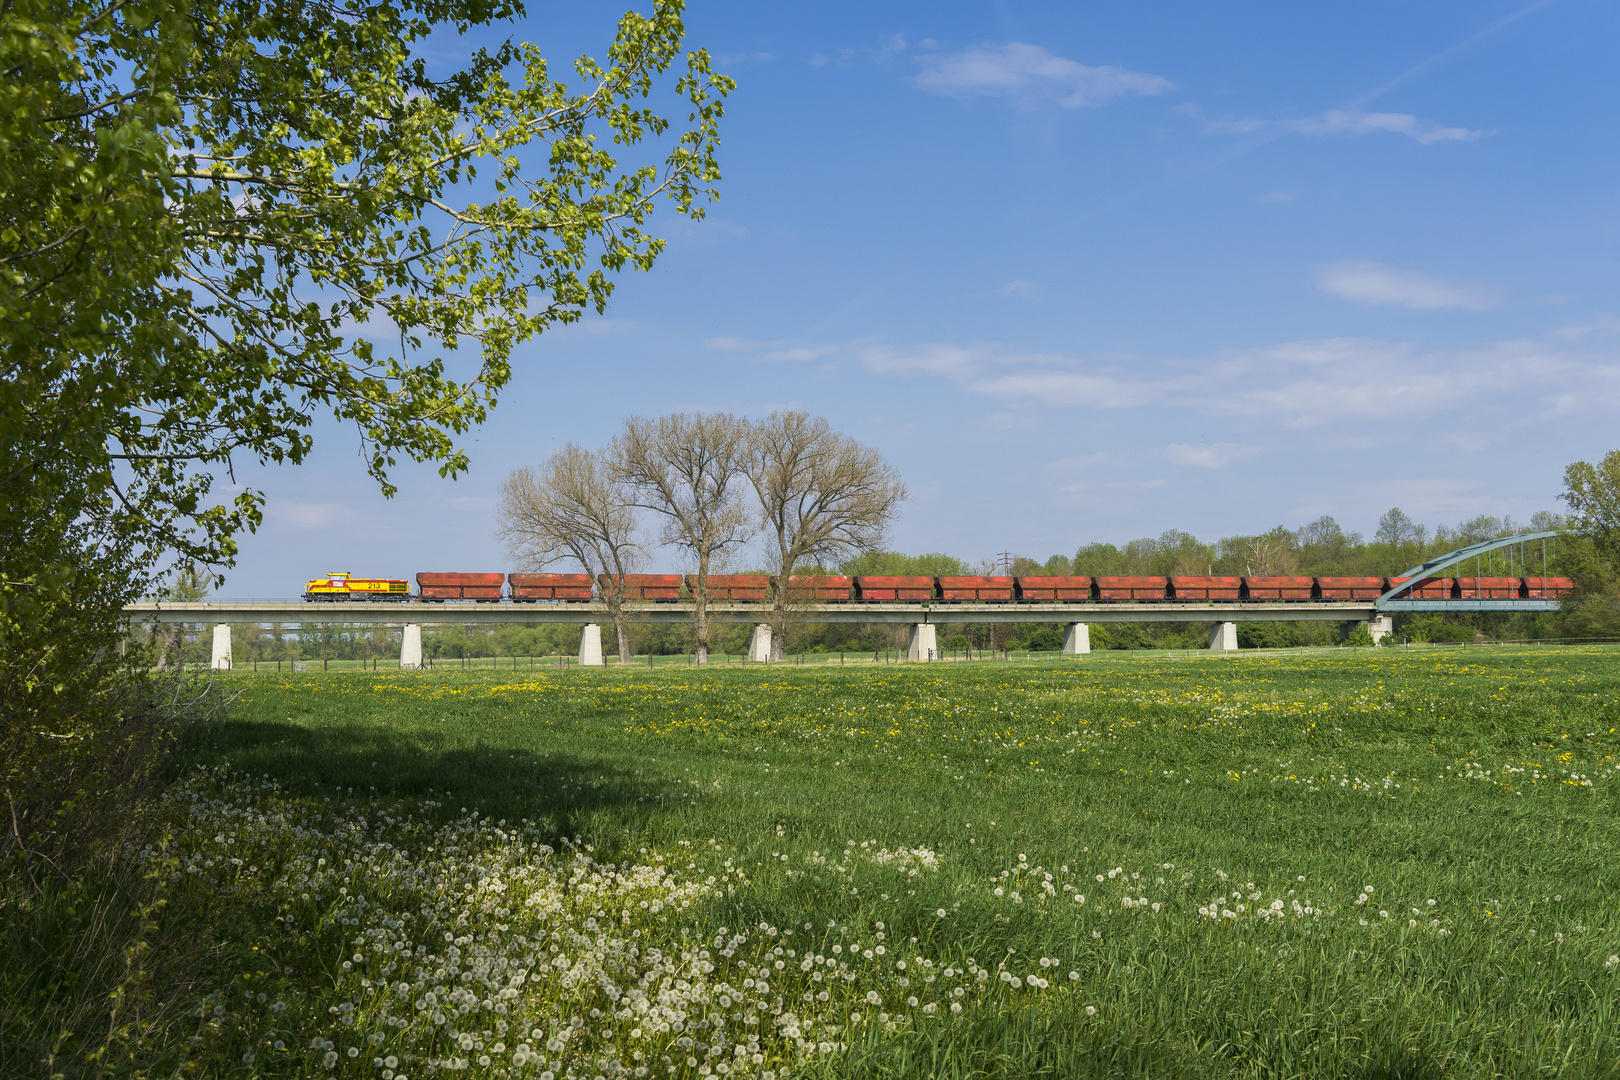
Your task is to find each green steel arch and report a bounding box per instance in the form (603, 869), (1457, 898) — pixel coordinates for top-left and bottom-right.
(1375, 530), (1567, 612)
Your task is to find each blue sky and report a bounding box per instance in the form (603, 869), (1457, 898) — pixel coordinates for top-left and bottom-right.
(220, 0), (1620, 595)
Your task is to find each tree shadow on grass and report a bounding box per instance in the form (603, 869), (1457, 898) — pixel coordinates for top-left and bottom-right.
(176, 717), (682, 838)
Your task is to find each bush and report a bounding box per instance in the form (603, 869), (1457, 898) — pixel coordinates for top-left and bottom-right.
(1341, 626), (1376, 647)
(1397, 614), (1476, 643)
(1013, 626), (1064, 652)
(1237, 622), (1304, 649)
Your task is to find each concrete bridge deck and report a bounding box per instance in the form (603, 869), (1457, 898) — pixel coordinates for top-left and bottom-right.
(128, 596), (1556, 669)
(127, 599), (1401, 625)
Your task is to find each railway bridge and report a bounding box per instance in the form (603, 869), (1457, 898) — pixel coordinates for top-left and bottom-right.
(126, 533), (1567, 668)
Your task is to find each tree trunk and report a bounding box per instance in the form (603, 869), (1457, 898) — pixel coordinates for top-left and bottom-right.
(612, 613), (631, 663)
(692, 551), (710, 665)
(769, 551), (793, 662)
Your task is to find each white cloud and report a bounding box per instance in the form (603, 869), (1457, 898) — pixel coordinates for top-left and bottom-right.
(1294, 109), (1488, 145)
(706, 336), (837, 363)
(1316, 261), (1498, 310)
(912, 42), (1173, 109)
(1551, 314), (1620, 341)
(966, 369), (1166, 409)
(664, 216), (747, 246)
(1166, 443), (1246, 468)
(1045, 452), (1111, 471)
(859, 342), (990, 379)
(1204, 117), (1265, 134)
(998, 279), (1039, 298)
(844, 332), (1620, 430)
(269, 502), (349, 531)
(1173, 101), (1263, 134)
(760, 344), (838, 363)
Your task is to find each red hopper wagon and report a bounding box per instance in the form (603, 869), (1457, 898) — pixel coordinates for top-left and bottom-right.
(1314, 577), (1385, 601)
(1169, 576), (1243, 601)
(508, 573), (594, 601)
(1455, 577), (1520, 600)
(854, 576), (936, 602)
(1094, 577), (1168, 602)
(598, 574), (684, 601)
(774, 575), (853, 602)
(1522, 576), (1575, 600)
(417, 572), (504, 601)
(1385, 576), (1454, 600)
(1015, 576), (1095, 602)
(1242, 576), (1315, 601)
(936, 576), (1015, 602)
(688, 574), (770, 602)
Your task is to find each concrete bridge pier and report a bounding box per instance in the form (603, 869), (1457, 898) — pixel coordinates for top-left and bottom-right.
(579, 624), (604, 666)
(400, 624), (422, 669)
(211, 623), (232, 669)
(1341, 615), (1394, 644)
(907, 623), (937, 661)
(1208, 621), (1238, 651)
(1062, 623), (1091, 654)
(748, 624), (773, 662)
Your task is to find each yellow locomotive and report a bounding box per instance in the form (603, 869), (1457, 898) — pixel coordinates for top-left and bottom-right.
(302, 571), (410, 602)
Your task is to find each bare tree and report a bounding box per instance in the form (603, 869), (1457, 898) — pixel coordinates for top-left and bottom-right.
(495, 445), (643, 663)
(1243, 534), (1299, 577)
(611, 413), (754, 665)
(745, 412), (908, 660)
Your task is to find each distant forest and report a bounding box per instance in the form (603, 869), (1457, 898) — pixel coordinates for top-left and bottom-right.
(159, 507), (1617, 663)
(865, 508), (1568, 581)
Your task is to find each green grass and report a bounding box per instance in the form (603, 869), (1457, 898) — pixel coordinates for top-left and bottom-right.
(36, 649), (1620, 1078)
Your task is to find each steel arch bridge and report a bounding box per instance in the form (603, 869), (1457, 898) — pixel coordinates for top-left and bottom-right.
(1374, 530), (1565, 613)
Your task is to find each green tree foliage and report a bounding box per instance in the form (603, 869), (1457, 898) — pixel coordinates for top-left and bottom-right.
(2, 0), (728, 850)
(1235, 622), (1304, 649)
(1009, 555), (1074, 577)
(1562, 450), (1620, 567)
(840, 551), (970, 577)
(5, 0), (730, 587)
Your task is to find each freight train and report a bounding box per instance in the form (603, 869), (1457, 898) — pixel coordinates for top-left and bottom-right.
(302, 571), (1575, 603)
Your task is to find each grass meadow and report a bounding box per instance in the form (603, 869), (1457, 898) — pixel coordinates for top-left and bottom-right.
(28, 648), (1620, 1078)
